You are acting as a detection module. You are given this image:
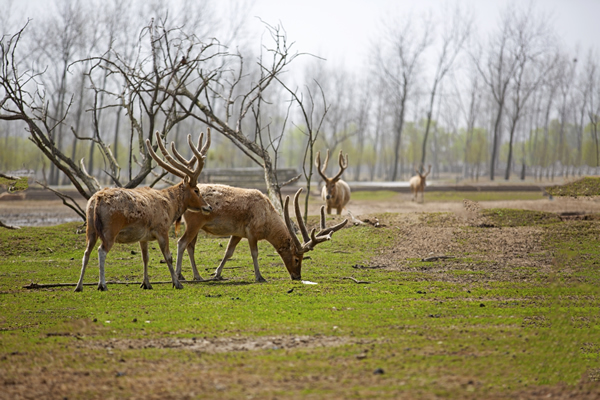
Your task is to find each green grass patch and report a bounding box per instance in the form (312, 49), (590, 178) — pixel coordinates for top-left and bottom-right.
(0, 211), (599, 398)
(425, 191), (544, 202)
(547, 177), (600, 197)
(482, 208), (563, 227)
(0, 176), (28, 191)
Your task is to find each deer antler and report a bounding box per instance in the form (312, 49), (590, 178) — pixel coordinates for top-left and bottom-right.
(284, 188), (348, 254)
(315, 149), (331, 181)
(146, 130), (210, 183)
(424, 164), (432, 177)
(331, 150), (348, 181)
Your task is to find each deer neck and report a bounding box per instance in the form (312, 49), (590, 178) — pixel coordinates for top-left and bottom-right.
(160, 182), (188, 224)
(266, 217), (296, 255)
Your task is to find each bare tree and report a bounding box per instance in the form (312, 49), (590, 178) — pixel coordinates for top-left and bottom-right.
(419, 3), (472, 170)
(103, 20), (307, 212)
(583, 50), (600, 167)
(473, 5), (524, 180)
(502, 13), (555, 180)
(374, 12), (432, 181)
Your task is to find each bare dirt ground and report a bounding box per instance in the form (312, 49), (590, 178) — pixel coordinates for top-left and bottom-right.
(2, 191), (600, 227)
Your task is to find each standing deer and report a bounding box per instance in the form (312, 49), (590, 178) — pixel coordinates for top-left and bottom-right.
(175, 186), (347, 283)
(409, 164), (431, 203)
(315, 149), (351, 215)
(74, 131), (212, 292)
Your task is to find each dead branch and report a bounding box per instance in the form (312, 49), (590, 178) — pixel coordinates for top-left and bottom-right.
(344, 277), (371, 284)
(0, 220), (20, 230)
(421, 256), (455, 262)
(24, 277), (222, 289)
(352, 264), (386, 269)
(36, 181), (86, 221)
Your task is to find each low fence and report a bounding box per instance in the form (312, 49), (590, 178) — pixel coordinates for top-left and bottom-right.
(199, 168), (300, 189)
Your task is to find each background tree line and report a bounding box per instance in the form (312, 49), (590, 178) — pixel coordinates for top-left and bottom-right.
(1, 0), (600, 209)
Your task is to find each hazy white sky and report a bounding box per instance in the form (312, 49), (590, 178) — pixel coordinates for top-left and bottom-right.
(243, 0), (600, 70)
(11, 0), (600, 71)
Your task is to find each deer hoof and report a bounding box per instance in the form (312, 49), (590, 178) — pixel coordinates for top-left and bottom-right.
(256, 277), (267, 283)
(173, 281), (184, 289)
(177, 274), (186, 281)
(97, 284), (108, 291)
(74, 286), (83, 292)
(140, 281), (153, 290)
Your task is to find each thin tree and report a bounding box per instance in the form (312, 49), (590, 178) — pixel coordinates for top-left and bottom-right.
(419, 4), (472, 171)
(374, 12), (431, 181)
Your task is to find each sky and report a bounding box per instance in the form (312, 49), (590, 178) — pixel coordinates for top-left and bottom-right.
(241, 0), (600, 71)
(10, 0), (600, 72)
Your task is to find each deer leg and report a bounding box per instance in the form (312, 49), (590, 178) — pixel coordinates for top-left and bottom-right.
(97, 243), (110, 291)
(157, 236), (183, 289)
(186, 234), (203, 281)
(75, 233), (98, 292)
(248, 237), (266, 283)
(176, 221), (203, 281)
(336, 207), (342, 215)
(326, 205), (332, 214)
(213, 236), (242, 280)
(139, 241), (152, 290)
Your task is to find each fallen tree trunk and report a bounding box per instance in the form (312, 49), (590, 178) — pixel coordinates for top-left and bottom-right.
(23, 278), (221, 289)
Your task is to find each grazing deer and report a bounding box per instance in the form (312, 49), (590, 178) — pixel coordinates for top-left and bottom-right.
(74, 131), (212, 292)
(409, 164), (431, 203)
(315, 149), (351, 215)
(175, 186), (347, 283)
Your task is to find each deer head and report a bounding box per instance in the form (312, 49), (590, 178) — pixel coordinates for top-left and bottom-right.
(281, 188), (348, 279)
(315, 149), (348, 201)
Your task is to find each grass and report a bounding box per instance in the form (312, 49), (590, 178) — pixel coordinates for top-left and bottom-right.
(0, 206), (599, 398)
(424, 190), (544, 202)
(351, 190), (544, 203)
(547, 177), (600, 197)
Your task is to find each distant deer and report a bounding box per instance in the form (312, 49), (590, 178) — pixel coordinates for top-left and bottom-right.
(74, 131), (212, 292)
(409, 164), (431, 203)
(175, 186), (347, 283)
(315, 149), (351, 215)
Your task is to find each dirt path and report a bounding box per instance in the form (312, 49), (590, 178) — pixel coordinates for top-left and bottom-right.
(2, 192), (600, 227)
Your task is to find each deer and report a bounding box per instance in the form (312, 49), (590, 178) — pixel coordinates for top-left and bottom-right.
(409, 164), (431, 203)
(315, 149), (351, 215)
(74, 130), (212, 292)
(174, 186), (348, 283)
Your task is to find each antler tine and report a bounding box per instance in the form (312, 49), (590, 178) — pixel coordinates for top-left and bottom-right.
(322, 149), (331, 173)
(302, 228), (329, 251)
(200, 127), (211, 155)
(146, 134), (186, 179)
(293, 188), (310, 242)
(332, 150), (348, 181)
(284, 194), (303, 251)
(300, 204), (348, 252)
(317, 218), (348, 238)
(170, 141), (197, 169)
(187, 130), (211, 183)
(153, 131), (199, 179)
(425, 164), (432, 177)
(315, 151), (328, 181)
